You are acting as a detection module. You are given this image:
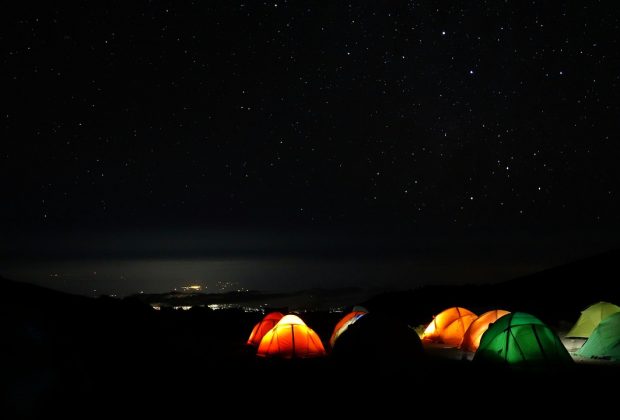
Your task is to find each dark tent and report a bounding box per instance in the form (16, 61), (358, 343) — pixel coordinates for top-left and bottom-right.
(331, 313), (424, 373)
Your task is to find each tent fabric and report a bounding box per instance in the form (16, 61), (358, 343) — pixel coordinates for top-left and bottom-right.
(474, 312), (573, 366)
(460, 309), (510, 352)
(576, 312), (620, 361)
(440, 313), (478, 347)
(257, 314), (326, 358)
(329, 311), (368, 348)
(566, 301), (620, 338)
(276, 314), (306, 326)
(246, 312), (284, 346)
(422, 307), (477, 346)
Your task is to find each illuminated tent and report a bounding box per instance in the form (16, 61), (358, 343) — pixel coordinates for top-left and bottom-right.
(329, 310), (368, 348)
(576, 312), (620, 361)
(331, 313), (424, 372)
(257, 314), (326, 359)
(460, 309), (510, 352)
(566, 301), (620, 338)
(247, 312), (284, 346)
(422, 307), (477, 346)
(474, 312), (572, 366)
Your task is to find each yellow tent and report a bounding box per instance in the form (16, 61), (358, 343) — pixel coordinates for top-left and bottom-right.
(566, 301), (620, 338)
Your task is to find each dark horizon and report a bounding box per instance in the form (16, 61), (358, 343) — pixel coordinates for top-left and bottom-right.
(3, 2), (619, 295)
(2, 226), (616, 297)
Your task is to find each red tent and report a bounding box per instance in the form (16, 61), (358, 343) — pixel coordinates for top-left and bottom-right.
(330, 310), (367, 348)
(246, 312), (284, 347)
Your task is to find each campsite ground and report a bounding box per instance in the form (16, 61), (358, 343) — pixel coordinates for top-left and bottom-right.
(3, 250), (620, 416)
(2, 294), (618, 417)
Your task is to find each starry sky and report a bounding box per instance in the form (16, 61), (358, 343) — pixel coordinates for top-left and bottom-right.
(2, 2), (619, 294)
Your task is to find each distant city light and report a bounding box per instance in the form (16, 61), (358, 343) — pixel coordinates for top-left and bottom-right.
(181, 284), (203, 292)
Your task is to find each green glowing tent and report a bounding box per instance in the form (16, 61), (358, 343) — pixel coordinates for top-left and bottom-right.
(566, 301), (620, 338)
(474, 312), (573, 365)
(576, 312), (620, 361)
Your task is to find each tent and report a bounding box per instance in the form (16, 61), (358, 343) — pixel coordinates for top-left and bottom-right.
(331, 313), (424, 372)
(329, 310), (367, 348)
(257, 314), (326, 358)
(460, 309), (510, 352)
(576, 312), (620, 361)
(474, 312), (572, 365)
(566, 301), (620, 338)
(422, 307), (477, 346)
(247, 312), (284, 346)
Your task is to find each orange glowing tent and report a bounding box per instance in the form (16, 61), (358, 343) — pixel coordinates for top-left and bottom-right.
(330, 310), (368, 348)
(257, 314), (326, 358)
(422, 307), (477, 346)
(460, 309), (510, 352)
(247, 312), (284, 346)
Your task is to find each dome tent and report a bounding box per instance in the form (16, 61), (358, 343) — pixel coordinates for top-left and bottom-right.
(422, 307), (477, 347)
(566, 301), (620, 338)
(460, 309), (510, 352)
(257, 314), (326, 359)
(576, 312), (620, 361)
(331, 313), (424, 373)
(474, 312), (572, 366)
(247, 312), (284, 347)
(329, 310), (368, 348)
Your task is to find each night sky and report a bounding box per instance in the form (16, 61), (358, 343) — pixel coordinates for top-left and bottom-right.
(2, 2), (619, 295)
